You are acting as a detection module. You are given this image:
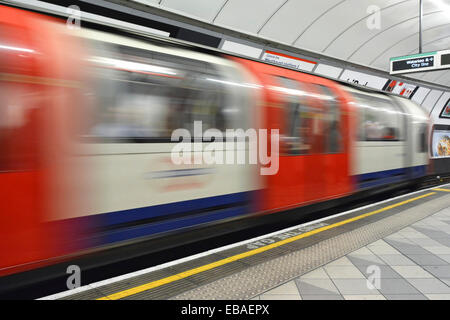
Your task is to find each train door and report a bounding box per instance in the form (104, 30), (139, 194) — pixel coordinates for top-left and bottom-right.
(0, 13), (48, 274)
(283, 80), (350, 203)
(233, 57), (352, 214)
(229, 59), (309, 211)
(276, 79), (328, 204)
(0, 6), (85, 276)
(260, 73), (326, 209)
(271, 75), (313, 207)
(315, 84), (351, 198)
(266, 74), (351, 208)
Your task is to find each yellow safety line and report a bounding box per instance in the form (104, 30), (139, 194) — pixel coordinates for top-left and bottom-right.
(433, 188), (450, 192)
(97, 192), (436, 300)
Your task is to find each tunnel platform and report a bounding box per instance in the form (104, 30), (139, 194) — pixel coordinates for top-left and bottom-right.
(41, 184), (450, 300)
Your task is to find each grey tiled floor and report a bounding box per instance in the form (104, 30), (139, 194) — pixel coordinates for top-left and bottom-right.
(254, 207), (450, 300)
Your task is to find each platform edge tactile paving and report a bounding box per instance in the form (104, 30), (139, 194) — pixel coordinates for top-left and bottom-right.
(170, 193), (450, 300)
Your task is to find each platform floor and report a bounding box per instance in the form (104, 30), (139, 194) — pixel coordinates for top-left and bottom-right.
(254, 207), (450, 300)
(43, 185), (450, 300)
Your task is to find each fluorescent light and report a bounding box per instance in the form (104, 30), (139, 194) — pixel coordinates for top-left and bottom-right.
(89, 56), (177, 76)
(206, 78), (262, 89)
(0, 45), (34, 53)
(268, 85), (332, 100)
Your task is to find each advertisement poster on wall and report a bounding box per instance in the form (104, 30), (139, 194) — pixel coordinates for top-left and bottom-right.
(432, 130), (450, 158)
(392, 82), (417, 98)
(439, 99), (450, 119)
(382, 80), (417, 98)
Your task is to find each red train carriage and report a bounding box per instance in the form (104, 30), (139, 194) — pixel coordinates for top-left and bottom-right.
(234, 58), (355, 214)
(0, 6), (85, 276)
(0, 5), (430, 283)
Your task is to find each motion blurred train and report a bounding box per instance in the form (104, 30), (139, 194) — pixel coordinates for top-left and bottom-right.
(0, 6), (430, 278)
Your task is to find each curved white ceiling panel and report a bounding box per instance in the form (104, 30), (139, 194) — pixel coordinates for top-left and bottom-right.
(148, 0), (450, 86)
(371, 23), (450, 70)
(324, 0), (429, 60)
(213, 0), (287, 34)
(292, 0), (403, 52)
(422, 89), (444, 112)
(435, 72), (450, 86)
(349, 11), (447, 65)
(160, 0), (226, 22)
(258, 0), (343, 45)
(411, 86), (431, 104)
(422, 69), (448, 82)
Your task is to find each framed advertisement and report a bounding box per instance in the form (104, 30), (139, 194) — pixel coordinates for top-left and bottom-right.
(431, 126), (450, 158)
(439, 98), (450, 119)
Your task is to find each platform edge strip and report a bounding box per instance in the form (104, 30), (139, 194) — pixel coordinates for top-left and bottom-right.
(95, 192), (436, 300)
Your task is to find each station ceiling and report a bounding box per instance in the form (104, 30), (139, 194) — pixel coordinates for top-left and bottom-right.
(137, 0), (450, 87)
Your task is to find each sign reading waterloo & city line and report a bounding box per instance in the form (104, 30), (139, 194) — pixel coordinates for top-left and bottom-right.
(390, 50), (450, 75)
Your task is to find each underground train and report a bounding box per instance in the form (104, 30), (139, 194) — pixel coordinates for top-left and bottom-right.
(0, 6), (430, 278)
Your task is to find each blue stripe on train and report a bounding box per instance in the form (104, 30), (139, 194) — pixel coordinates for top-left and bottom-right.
(103, 191), (252, 227)
(355, 165), (426, 189)
(72, 191), (253, 232)
(103, 205), (249, 245)
(410, 165), (427, 178)
(77, 191), (253, 247)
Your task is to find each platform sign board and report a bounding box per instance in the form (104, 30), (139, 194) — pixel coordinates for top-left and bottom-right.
(262, 50), (316, 72)
(390, 50), (450, 75)
(441, 53), (450, 66)
(339, 70), (387, 90)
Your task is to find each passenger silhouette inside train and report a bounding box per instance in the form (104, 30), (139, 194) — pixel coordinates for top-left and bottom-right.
(383, 127), (397, 140)
(328, 120), (340, 153)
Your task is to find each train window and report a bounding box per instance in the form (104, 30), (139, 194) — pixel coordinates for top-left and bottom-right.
(85, 41), (231, 142)
(273, 76), (312, 155)
(355, 94), (403, 141)
(314, 85), (342, 154)
(272, 78), (343, 155)
(0, 85), (39, 172)
(418, 124), (428, 153)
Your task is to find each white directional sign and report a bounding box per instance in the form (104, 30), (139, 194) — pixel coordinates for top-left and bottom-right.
(262, 51), (317, 72)
(339, 70), (387, 90)
(390, 50), (450, 75)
